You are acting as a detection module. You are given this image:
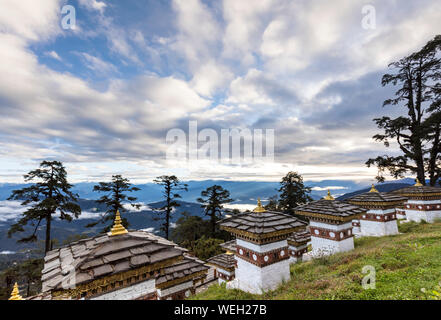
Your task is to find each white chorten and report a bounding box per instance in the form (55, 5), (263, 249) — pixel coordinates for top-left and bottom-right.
(393, 179), (441, 223)
(287, 230), (310, 263)
(346, 185), (406, 237)
(219, 199), (306, 294)
(295, 190), (367, 257)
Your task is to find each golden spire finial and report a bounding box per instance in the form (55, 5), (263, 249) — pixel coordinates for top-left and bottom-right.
(323, 190), (335, 200)
(414, 178), (423, 187)
(369, 184), (379, 193)
(9, 283), (23, 300)
(110, 210), (128, 236)
(253, 198), (265, 213)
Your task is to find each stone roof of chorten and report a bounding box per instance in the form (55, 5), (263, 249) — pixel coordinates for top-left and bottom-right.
(219, 199), (307, 242)
(41, 230), (207, 294)
(287, 230), (311, 246)
(295, 199), (367, 222)
(40, 210), (208, 297)
(391, 180), (441, 198)
(41, 231), (180, 292)
(156, 254), (208, 288)
(206, 253), (236, 272)
(346, 184), (407, 207)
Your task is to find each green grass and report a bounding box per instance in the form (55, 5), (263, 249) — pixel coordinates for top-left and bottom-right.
(192, 221), (441, 300)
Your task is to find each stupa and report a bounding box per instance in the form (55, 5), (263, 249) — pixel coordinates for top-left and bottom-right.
(219, 199), (306, 294)
(295, 190), (367, 256)
(392, 179), (441, 223)
(206, 252), (236, 284)
(37, 210), (208, 300)
(287, 230), (310, 263)
(346, 185), (406, 236)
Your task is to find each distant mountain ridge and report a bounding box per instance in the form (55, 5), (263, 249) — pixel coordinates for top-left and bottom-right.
(0, 178), (419, 203)
(0, 200), (205, 257)
(0, 177), (426, 263)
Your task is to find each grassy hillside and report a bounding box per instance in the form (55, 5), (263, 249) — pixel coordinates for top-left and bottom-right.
(192, 221), (441, 300)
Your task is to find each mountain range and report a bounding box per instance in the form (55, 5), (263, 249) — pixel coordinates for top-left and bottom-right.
(0, 200), (205, 260)
(0, 178), (419, 262)
(0, 177), (418, 203)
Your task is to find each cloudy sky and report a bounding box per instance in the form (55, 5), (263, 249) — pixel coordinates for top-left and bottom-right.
(0, 0), (439, 183)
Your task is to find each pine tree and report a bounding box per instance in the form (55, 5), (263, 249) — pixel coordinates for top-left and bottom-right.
(366, 35), (441, 185)
(20, 259), (43, 297)
(197, 185), (233, 237)
(153, 175), (188, 239)
(87, 175), (140, 232)
(8, 161), (81, 253)
(278, 172), (312, 215)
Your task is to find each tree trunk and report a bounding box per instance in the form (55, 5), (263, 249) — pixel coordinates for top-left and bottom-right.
(417, 164), (426, 185)
(45, 214), (52, 253)
(210, 209), (216, 237)
(165, 208), (170, 240)
(429, 124), (441, 186)
(413, 129), (426, 185)
(27, 279), (30, 297)
(165, 186), (171, 240)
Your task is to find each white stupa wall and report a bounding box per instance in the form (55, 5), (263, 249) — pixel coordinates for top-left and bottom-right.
(230, 257), (290, 294)
(361, 220), (398, 236)
(360, 208), (398, 236)
(309, 221), (354, 256)
(157, 280), (194, 299)
(236, 239), (287, 252)
(310, 221), (352, 231)
(404, 199), (441, 223)
(310, 236), (354, 256)
(91, 278), (156, 300)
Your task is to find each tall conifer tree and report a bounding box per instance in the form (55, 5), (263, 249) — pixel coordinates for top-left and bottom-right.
(153, 175), (188, 239)
(278, 172), (312, 216)
(87, 175), (140, 232)
(197, 185), (233, 236)
(8, 161), (81, 253)
(366, 35), (441, 185)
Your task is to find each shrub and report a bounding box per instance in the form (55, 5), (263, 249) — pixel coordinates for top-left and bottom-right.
(398, 221), (420, 233)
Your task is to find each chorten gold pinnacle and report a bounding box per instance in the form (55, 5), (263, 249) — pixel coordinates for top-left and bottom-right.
(253, 198), (266, 212)
(369, 184), (379, 193)
(9, 283), (23, 300)
(323, 190), (335, 200)
(414, 178), (423, 187)
(110, 210), (128, 236)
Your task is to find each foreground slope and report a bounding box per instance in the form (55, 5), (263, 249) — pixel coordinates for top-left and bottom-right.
(192, 221), (441, 300)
